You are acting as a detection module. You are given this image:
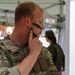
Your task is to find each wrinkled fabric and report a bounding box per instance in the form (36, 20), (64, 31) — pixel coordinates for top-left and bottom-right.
(0, 36), (60, 75)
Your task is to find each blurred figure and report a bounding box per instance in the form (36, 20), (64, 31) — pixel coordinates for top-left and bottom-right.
(45, 30), (65, 75)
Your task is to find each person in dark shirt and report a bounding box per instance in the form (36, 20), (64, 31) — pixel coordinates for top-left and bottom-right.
(45, 30), (65, 75)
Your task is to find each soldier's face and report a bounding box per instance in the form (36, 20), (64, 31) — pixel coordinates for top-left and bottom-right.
(31, 8), (44, 38)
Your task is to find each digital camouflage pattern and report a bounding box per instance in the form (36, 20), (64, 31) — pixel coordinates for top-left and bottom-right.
(0, 36), (60, 75)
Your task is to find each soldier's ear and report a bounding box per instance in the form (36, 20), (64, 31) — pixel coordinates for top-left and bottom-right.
(24, 17), (31, 27)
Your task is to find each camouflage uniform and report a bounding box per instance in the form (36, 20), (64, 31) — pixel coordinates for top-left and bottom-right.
(0, 36), (59, 75)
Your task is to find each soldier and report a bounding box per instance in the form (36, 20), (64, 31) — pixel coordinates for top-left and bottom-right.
(0, 2), (60, 75)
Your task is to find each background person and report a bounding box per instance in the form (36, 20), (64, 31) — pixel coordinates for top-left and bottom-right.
(45, 30), (65, 74)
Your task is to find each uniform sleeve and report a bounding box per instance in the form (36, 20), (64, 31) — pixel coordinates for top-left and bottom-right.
(0, 66), (21, 75)
(0, 48), (21, 75)
(42, 46), (60, 75)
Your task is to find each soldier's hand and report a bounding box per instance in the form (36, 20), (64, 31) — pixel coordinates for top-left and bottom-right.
(28, 30), (42, 55)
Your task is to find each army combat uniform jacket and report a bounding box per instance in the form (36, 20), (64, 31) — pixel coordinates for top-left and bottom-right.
(0, 36), (59, 75)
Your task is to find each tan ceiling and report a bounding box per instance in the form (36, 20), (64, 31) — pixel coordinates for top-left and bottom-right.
(0, 0), (65, 28)
(0, 0), (65, 14)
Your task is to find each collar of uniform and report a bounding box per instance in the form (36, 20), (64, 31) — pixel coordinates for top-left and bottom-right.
(2, 36), (20, 53)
